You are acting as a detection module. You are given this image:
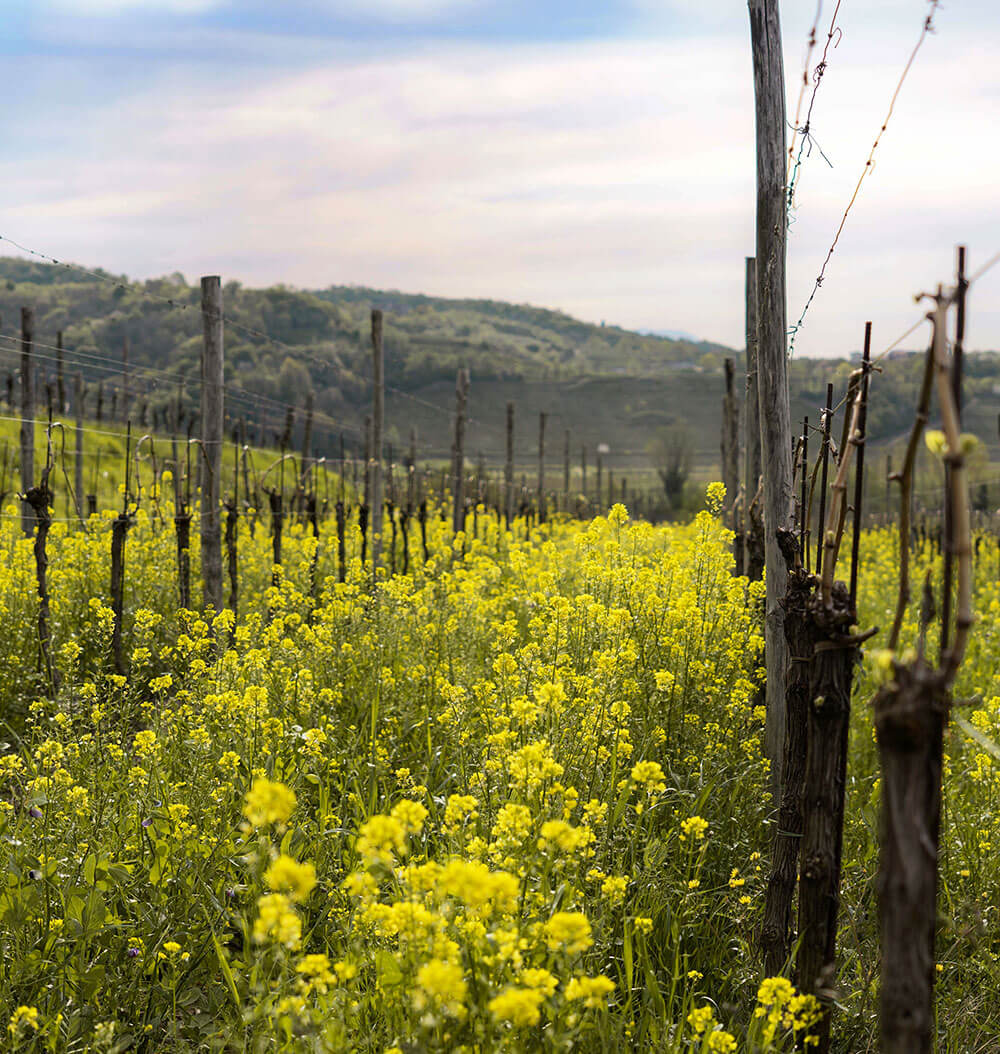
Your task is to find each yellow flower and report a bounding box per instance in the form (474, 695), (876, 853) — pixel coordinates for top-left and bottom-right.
(705, 481), (726, 513)
(243, 777), (296, 827)
(253, 893), (301, 949)
(630, 760), (666, 792)
(390, 799), (428, 835)
(295, 954), (336, 994)
(519, 967), (558, 997)
(356, 814), (407, 860)
(708, 1030), (737, 1053)
(543, 911), (593, 955)
(444, 794), (479, 830)
(488, 986), (545, 1028)
(414, 959), (468, 1018)
(265, 854), (317, 903)
(565, 974), (615, 1009)
(687, 1005), (715, 1034)
(601, 875), (628, 903)
(8, 1006), (40, 1036)
(680, 815), (709, 842)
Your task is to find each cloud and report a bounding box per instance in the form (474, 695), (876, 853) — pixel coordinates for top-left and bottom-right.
(2, 12), (999, 357)
(322, 0), (486, 20)
(44, 0), (220, 12)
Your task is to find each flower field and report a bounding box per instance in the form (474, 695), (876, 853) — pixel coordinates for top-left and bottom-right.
(1, 486), (998, 1052)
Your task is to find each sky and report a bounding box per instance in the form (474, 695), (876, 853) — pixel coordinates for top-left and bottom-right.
(1, 0), (998, 357)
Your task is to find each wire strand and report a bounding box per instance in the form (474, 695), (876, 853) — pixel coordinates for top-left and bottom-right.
(788, 0), (941, 355)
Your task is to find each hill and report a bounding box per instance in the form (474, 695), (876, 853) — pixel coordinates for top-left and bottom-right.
(0, 256), (997, 509)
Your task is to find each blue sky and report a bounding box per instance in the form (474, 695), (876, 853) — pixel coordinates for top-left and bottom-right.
(2, 0), (998, 355)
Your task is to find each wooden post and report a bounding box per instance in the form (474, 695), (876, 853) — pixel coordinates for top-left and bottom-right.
(749, 0), (793, 786)
(337, 432), (347, 583)
(537, 412), (547, 523)
(74, 372), (85, 525)
(302, 390), (314, 493)
(608, 466), (614, 510)
(225, 437), (239, 621)
(741, 260), (762, 581)
(581, 446), (587, 505)
(848, 324), (872, 607)
(452, 368), (469, 534)
(505, 402), (514, 529)
(56, 331), (66, 413)
(722, 357), (740, 527)
(815, 384), (833, 575)
(761, 566), (813, 977)
(110, 424), (133, 676)
(563, 428), (571, 511)
(370, 310), (384, 573)
(885, 454), (893, 523)
(122, 335), (130, 423)
(800, 415), (809, 569)
(360, 417), (371, 566)
(19, 307), (34, 535)
(941, 247), (967, 656)
(408, 429), (417, 514)
(200, 276), (224, 613)
(596, 453), (603, 512)
(25, 425), (57, 693)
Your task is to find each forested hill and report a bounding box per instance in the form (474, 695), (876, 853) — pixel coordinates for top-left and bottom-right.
(0, 256), (998, 474)
(0, 256), (727, 403)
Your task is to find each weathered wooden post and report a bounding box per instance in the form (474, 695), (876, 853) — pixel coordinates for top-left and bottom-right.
(110, 424), (133, 676)
(940, 246), (967, 658)
(875, 285), (969, 1054)
(505, 402), (514, 529)
(56, 331), (66, 413)
(25, 424), (57, 693)
(121, 335), (130, 423)
(336, 433), (347, 583)
(815, 384), (833, 576)
(301, 390), (314, 495)
(848, 325), (872, 605)
(225, 437), (239, 620)
(749, 0), (793, 785)
(370, 310), (384, 574)
(74, 372), (85, 524)
(537, 412), (547, 523)
(199, 276), (224, 613)
(19, 307), (34, 535)
(174, 429), (193, 609)
(563, 428), (571, 512)
(581, 446), (587, 507)
(452, 368), (469, 534)
(746, 261), (762, 577)
(722, 357), (740, 527)
(800, 415), (809, 569)
(596, 453), (603, 512)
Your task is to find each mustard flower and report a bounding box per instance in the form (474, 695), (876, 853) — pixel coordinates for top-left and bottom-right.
(243, 777), (296, 827)
(565, 974), (615, 1009)
(543, 911), (593, 954)
(265, 854), (317, 903)
(488, 986), (545, 1028)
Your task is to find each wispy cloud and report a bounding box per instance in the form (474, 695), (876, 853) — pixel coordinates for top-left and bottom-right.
(4, 4), (999, 354)
(43, 0), (221, 13)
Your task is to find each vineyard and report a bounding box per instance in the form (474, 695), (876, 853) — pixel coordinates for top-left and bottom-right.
(0, 459), (998, 1051)
(3, 0), (1000, 1050)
